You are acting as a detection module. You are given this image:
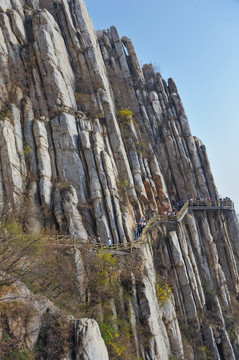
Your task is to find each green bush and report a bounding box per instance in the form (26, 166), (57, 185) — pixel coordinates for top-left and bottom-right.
(35, 313), (72, 359)
(3, 349), (35, 360)
(23, 145), (33, 157)
(117, 108), (134, 122)
(156, 283), (173, 306)
(197, 345), (211, 360)
(0, 106), (11, 121)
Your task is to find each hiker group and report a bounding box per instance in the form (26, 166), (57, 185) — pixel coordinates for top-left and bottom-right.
(86, 217), (147, 248)
(135, 218), (147, 239)
(85, 196), (233, 248)
(165, 196), (233, 218)
(163, 199), (184, 216)
(87, 235), (112, 247)
(188, 196), (232, 207)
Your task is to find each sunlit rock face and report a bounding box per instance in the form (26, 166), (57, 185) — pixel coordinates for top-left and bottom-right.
(0, 1), (239, 359)
(0, 0), (217, 241)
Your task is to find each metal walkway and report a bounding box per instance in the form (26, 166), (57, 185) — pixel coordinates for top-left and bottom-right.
(148, 200), (234, 226)
(28, 200), (234, 253)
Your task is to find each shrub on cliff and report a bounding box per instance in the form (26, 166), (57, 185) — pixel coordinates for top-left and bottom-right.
(35, 312), (73, 359)
(0, 300), (36, 359)
(0, 220), (43, 287)
(0, 220), (80, 315)
(117, 108), (134, 122)
(156, 283), (173, 306)
(0, 105), (11, 121)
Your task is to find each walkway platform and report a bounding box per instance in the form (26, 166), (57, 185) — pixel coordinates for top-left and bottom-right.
(189, 205), (233, 211)
(14, 199), (233, 253)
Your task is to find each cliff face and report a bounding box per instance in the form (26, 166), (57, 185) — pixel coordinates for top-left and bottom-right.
(0, 1), (239, 359)
(0, 0), (217, 238)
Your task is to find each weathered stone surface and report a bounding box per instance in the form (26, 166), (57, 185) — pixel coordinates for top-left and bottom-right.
(75, 319), (109, 360)
(51, 113), (88, 204)
(121, 36), (145, 85)
(62, 185), (88, 239)
(0, 0), (11, 13)
(0, 119), (24, 208)
(0, 271), (57, 349)
(8, 9), (26, 44)
(139, 243), (184, 359)
(32, 10), (76, 115)
(0, 272), (109, 359)
(33, 119), (52, 210)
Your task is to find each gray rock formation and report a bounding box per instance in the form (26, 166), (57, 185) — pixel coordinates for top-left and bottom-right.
(0, 272), (108, 360)
(75, 319), (109, 360)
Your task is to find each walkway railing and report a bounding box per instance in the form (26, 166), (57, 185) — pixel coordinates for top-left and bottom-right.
(188, 199), (234, 210)
(50, 199), (234, 252)
(150, 199), (234, 224)
(1, 199), (233, 253)
(145, 199), (190, 227)
(34, 233), (145, 253)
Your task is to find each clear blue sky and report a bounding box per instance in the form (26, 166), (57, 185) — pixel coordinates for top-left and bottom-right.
(85, 0), (239, 211)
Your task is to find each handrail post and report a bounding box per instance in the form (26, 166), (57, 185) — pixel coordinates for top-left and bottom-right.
(130, 241), (132, 253)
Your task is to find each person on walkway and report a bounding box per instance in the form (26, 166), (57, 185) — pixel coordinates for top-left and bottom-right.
(135, 225), (138, 239)
(137, 222), (142, 237)
(141, 217), (146, 229)
(107, 237), (112, 247)
(96, 235), (101, 245)
(87, 235), (92, 245)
